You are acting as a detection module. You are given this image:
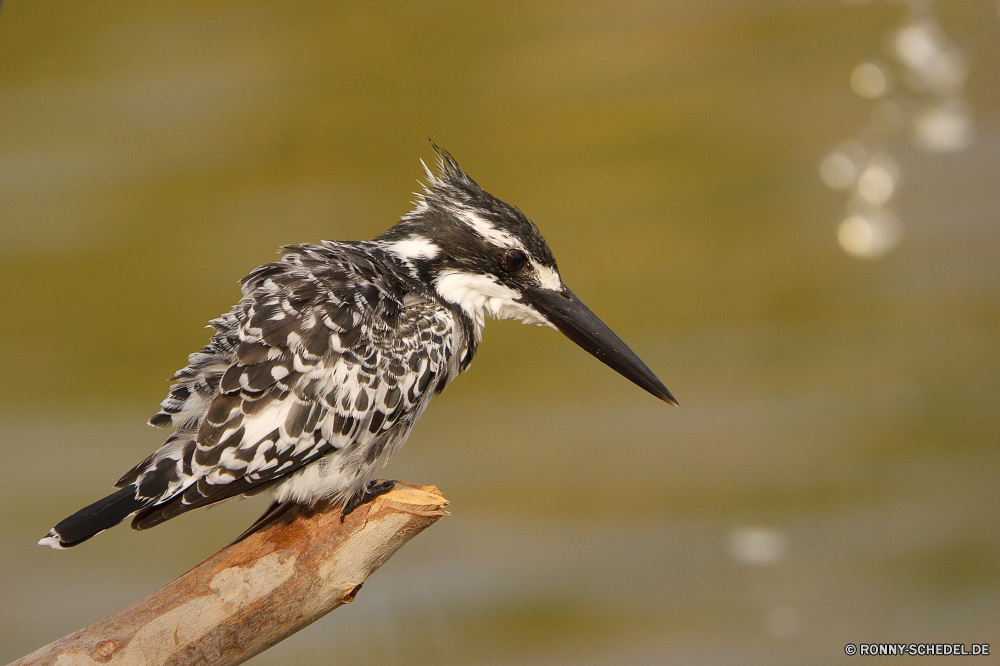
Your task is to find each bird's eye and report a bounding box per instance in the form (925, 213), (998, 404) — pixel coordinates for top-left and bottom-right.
(501, 250), (528, 273)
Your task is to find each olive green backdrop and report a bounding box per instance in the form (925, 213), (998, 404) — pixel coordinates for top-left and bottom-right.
(1, 1), (997, 664)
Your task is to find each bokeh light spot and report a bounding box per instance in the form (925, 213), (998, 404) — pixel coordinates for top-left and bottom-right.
(914, 101), (972, 152)
(856, 153), (898, 206)
(819, 141), (867, 190)
(851, 62), (888, 99)
(727, 527), (788, 565)
(837, 211), (903, 259)
(895, 23), (941, 72)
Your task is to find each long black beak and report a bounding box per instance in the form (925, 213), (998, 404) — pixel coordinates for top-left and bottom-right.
(520, 285), (678, 405)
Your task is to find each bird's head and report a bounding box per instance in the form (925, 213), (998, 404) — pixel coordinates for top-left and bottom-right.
(378, 143), (677, 405)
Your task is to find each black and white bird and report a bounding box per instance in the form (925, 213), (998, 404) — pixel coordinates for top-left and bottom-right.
(40, 144), (676, 549)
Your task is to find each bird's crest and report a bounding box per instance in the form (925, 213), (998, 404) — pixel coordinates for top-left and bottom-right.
(412, 140), (486, 214)
(425, 140), (478, 189)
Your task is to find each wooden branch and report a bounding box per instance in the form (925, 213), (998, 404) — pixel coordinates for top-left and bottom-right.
(11, 482), (448, 666)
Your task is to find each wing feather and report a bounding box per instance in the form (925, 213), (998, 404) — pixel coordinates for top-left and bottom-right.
(128, 242), (461, 525)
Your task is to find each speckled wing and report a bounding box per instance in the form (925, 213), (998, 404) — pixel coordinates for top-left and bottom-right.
(117, 242), (459, 529)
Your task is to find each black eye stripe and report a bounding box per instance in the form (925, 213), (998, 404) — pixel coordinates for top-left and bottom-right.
(501, 250), (527, 273)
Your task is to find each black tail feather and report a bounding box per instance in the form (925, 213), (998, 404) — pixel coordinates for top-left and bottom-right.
(229, 499), (299, 546)
(41, 485), (147, 548)
(130, 477), (279, 531)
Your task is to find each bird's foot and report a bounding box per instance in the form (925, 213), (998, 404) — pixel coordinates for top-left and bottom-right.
(341, 479), (396, 522)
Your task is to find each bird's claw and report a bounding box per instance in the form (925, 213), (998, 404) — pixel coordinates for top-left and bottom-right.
(340, 479), (396, 522)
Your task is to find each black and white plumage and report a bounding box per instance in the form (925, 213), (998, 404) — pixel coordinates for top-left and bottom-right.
(40, 144), (676, 549)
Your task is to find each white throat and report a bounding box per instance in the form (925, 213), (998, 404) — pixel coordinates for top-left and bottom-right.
(434, 271), (554, 339)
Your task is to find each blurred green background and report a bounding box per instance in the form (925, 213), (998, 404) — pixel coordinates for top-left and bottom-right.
(1, 1), (998, 664)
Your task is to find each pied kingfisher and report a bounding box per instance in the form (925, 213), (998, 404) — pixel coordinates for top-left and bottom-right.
(40, 144), (676, 549)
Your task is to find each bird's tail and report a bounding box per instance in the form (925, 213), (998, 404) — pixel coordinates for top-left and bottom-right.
(38, 485), (147, 549)
(228, 498), (299, 546)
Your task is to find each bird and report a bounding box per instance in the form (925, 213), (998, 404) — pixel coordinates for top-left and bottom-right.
(39, 143), (677, 549)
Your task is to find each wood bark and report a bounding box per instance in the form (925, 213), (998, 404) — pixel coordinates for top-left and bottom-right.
(10, 482), (448, 666)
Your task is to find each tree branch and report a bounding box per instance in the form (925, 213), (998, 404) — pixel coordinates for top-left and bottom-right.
(10, 482), (448, 666)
